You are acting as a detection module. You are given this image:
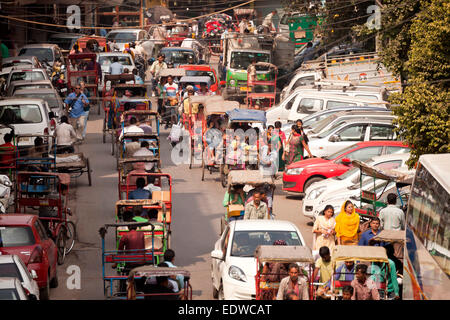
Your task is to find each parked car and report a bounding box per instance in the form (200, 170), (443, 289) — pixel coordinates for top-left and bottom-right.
(5, 67), (50, 92)
(266, 89), (388, 125)
(1, 56), (42, 75)
(47, 33), (83, 53)
(6, 80), (54, 97)
(18, 43), (64, 67)
(160, 47), (198, 67)
(13, 88), (65, 118)
(211, 219), (306, 300)
(304, 110), (393, 135)
(106, 28), (149, 51)
(0, 277), (34, 300)
(179, 64), (219, 94)
(97, 52), (136, 92)
(303, 153), (411, 221)
(282, 140), (410, 194)
(0, 214), (58, 300)
(0, 98), (56, 145)
(308, 118), (398, 157)
(0, 255), (40, 299)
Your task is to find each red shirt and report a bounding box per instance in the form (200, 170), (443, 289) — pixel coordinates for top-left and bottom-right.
(0, 142), (17, 167)
(118, 230), (145, 254)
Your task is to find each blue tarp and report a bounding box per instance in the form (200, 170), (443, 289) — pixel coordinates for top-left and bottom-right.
(226, 108), (266, 123)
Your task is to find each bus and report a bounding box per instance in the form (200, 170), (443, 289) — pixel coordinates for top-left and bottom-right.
(403, 153), (450, 299)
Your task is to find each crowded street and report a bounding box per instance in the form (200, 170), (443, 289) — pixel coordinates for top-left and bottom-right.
(0, 0), (448, 303)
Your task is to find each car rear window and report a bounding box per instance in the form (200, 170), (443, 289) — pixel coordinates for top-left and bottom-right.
(2, 61), (32, 68)
(0, 263), (23, 282)
(10, 71), (45, 82)
(185, 70), (216, 83)
(0, 104), (43, 124)
(13, 93), (59, 110)
(13, 84), (52, 94)
(19, 48), (53, 62)
(0, 226), (35, 247)
(0, 289), (19, 300)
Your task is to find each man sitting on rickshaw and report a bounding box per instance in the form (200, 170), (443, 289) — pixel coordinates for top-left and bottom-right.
(204, 116), (222, 166)
(276, 264), (309, 300)
(129, 177), (152, 200)
(351, 264), (380, 300)
(119, 117), (144, 141)
(244, 189), (269, 220)
(223, 184), (245, 222)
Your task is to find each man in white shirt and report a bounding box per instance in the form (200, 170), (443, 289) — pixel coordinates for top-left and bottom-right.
(109, 56), (124, 75)
(119, 116), (144, 141)
(262, 10), (277, 31)
(55, 115), (77, 153)
(379, 193), (406, 230)
(133, 140), (154, 171)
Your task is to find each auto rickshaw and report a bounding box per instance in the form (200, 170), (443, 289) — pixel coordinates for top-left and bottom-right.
(254, 245), (315, 300)
(126, 266), (192, 300)
(330, 245), (390, 300)
(220, 108), (267, 188)
(221, 170), (275, 233)
(66, 53), (101, 114)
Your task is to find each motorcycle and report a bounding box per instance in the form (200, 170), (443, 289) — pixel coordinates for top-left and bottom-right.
(51, 64), (68, 97)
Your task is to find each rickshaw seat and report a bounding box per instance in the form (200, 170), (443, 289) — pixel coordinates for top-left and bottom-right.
(152, 191), (170, 202)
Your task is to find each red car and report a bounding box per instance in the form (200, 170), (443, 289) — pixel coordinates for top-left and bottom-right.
(282, 141), (410, 194)
(179, 65), (220, 94)
(0, 214), (58, 300)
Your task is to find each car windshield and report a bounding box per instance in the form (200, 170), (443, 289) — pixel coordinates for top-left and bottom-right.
(310, 114), (338, 134)
(0, 289), (19, 300)
(0, 104), (43, 124)
(2, 61), (32, 69)
(14, 93), (59, 110)
(185, 70), (216, 83)
(325, 144), (357, 160)
(10, 71), (45, 83)
(12, 84), (52, 94)
(0, 263), (23, 282)
(0, 226), (35, 247)
(163, 50), (195, 64)
(48, 36), (78, 50)
(230, 52), (270, 69)
(317, 120), (348, 139)
(334, 167), (359, 180)
(19, 48), (53, 62)
(230, 230), (302, 257)
(99, 55), (132, 66)
(106, 32), (138, 42)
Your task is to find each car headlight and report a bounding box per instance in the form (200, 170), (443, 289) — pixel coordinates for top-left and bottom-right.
(228, 265), (247, 282)
(307, 186), (326, 200)
(229, 79), (235, 86)
(286, 168), (304, 175)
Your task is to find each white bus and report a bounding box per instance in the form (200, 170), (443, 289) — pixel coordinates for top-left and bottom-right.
(403, 153), (450, 299)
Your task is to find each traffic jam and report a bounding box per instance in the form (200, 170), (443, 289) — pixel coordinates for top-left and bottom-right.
(0, 0), (448, 302)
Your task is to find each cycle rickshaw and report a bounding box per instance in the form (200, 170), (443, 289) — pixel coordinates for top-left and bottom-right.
(220, 108), (267, 188)
(254, 245), (314, 300)
(15, 171), (76, 265)
(221, 170), (275, 233)
(156, 68), (186, 128)
(246, 62), (278, 111)
(330, 245), (390, 300)
(126, 265), (192, 300)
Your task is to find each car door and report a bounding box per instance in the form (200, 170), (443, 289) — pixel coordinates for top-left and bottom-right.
(34, 220), (56, 271)
(212, 226), (230, 289)
(326, 123), (368, 155)
(367, 124), (397, 141)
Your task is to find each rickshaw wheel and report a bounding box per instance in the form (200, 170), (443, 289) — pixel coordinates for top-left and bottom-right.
(201, 150), (205, 181)
(189, 144), (193, 169)
(56, 225), (67, 265)
(218, 284), (225, 300)
(111, 134), (115, 155)
(221, 172), (227, 188)
(102, 131), (106, 143)
(220, 216), (226, 234)
(87, 158), (92, 186)
(64, 221), (76, 254)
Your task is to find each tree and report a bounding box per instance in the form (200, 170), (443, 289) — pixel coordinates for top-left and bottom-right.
(390, 0), (450, 167)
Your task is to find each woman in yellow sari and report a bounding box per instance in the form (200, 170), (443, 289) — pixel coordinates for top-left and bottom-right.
(335, 200), (360, 245)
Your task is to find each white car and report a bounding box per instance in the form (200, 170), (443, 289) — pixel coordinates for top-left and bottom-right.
(0, 277), (35, 300)
(5, 67), (49, 91)
(106, 28), (149, 51)
(308, 119), (398, 157)
(0, 98), (55, 146)
(211, 219), (307, 300)
(1, 56), (42, 75)
(303, 153), (411, 221)
(0, 255), (39, 299)
(97, 52), (136, 92)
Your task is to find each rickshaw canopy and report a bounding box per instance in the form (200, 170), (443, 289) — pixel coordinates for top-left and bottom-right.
(115, 199), (164, 208)
(228, 170), (274, 186)
(157, 68), (186, 78)
(68, 53), (97, 61)
(204, 100), (239, 114)
(234, 8), (256, 16)
(254, 245), (314, 263)
(352, 159), (415, 183)
(128, 266), (191, 278)
(226, 108), (266, 123)
(371, 230), (405, 244)
(123, 110), (159, 117)
(331, 245), (389, 266)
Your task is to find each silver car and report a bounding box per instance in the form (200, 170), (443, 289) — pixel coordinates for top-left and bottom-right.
(13, 88), (65, 118)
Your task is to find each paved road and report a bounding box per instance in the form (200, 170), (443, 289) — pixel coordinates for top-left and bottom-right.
(49, 64), (314, 300)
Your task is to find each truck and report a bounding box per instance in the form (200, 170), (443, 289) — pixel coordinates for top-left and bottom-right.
(278, 11), (322, 48)
(281, 52), (401, 100)
(218, 32), (294, 103)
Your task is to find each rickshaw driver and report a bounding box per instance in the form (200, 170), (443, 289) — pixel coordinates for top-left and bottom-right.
(351, 264), (380, 300)
(223, 184), (245, 222)
(244, 190), (269, 220)
(276, 264), (309, 300)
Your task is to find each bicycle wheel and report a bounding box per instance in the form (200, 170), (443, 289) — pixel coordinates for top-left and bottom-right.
(56, 225), (67, 265)
(201, 149), (205, 181)
(64, 221), (76, 255)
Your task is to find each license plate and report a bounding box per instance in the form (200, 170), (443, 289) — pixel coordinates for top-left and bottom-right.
(60, 88), (67, 92)
(240, 87), (249, 92)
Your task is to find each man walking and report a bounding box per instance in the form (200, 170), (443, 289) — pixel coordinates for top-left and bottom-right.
(64, 85), (89, 142)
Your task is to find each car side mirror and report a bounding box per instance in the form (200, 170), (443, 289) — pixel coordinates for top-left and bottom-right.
(211, 249), (224, 260)
(341, 157), (351, 165)
(30, 270), (38, 279)
(329, 134), (340, 142)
